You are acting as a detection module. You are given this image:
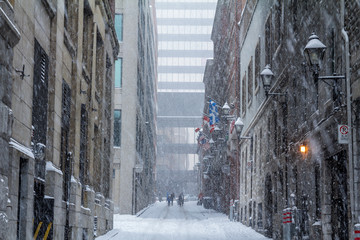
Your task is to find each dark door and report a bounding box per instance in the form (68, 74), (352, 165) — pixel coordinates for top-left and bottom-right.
(329, 151), (349, 240)
(264, 174), (273, 238)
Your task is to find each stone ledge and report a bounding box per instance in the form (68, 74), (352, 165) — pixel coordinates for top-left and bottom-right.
(64, 29), (76, 59)
(41, 0), (56, 19)
(0, 7), (20, 47)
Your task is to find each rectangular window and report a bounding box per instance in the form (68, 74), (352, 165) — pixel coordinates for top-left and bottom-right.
(255, 41), (260, 91)
(115, 58), (123, 88)
(80, 104), (88, 205)
(254, 135), (257, 173)
(115, 14), (123, 41)
(242, 74), (246, 114)
(315, 163), (321, 219)
(257, 203), (263, 228)
(83, 4), (93, 71)
(245, 148), (247, 194)
(114, 110), (122, 146)
(274, 1), (282, 49)
(265, 15), (272, 66)
(61, 80), (71, 201)
(248, 57), (253, 103)
(32, 39), (49, 183)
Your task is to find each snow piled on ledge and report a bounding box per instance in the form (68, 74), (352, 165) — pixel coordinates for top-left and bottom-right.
(9, 138), (34, 159)
(46, 161), (63, 175)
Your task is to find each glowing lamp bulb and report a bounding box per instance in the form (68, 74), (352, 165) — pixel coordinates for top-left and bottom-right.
(300, 145), (306, 153)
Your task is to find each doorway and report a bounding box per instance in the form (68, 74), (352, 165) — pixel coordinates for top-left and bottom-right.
(264, 174), (273, 238)
(328, 151), (349, 240)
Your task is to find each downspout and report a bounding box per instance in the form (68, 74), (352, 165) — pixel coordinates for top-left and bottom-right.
(340, 1), (356, 238)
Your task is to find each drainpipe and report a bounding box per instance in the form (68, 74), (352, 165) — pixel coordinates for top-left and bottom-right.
(340, 0), (356, 239)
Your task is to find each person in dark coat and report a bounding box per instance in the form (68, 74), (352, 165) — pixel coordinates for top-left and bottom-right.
(178, 193), (184, 206)
(166, 193), (171, 206)
(170, 192), (175, 206)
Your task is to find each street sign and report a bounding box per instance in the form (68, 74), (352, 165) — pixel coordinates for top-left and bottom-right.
(338, 125), (349, 144)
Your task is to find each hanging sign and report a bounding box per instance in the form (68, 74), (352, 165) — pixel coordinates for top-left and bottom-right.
(338, 125), (349, 144)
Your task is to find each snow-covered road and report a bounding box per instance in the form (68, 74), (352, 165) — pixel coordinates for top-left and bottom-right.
(96, 201), (270, 240)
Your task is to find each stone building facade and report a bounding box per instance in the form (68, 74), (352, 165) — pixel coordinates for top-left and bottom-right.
(4, 0), (119, 239)
(201, 0), (243, 214)
(0, 1), (20, 240)
(204, 0), (360, 239)
(113, 0), (157, 215)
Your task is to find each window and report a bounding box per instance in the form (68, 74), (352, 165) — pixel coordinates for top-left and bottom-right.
(61, 80), (71, 201)
(257, 203), (263, 228)
(115, 58), (123, 88)
(245, 148), (248, 194)
(32, 39), (49, 182)
(32, 40), (49, 148)
(315, 163), (321, 219)
(273, 111), (278, 156)
(115, 14), (123, 41)
(83, 3), (94, 71)
(80, 104), (88, 205)
(274, 0), (282, 49)
(242, 74), (246, 114)
(254, 135), (257, 173)
(255, 41), (260, 91)
(114, 110), (122, 146)
(265, 15), (272, 66)
(248, 57), (253, 103)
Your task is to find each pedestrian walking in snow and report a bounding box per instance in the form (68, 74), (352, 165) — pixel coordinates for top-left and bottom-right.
(178, 193), (184, 206)
(170, 192), (175, 206)
(166, 193), (171, 206)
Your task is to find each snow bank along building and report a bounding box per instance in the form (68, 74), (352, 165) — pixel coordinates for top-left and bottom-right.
(2, 0), (119, 239)
(112, 0), (157, 215)
(203, 0), (360, 239)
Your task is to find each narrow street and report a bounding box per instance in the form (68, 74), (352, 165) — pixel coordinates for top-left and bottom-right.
(96, 201), (269, 240)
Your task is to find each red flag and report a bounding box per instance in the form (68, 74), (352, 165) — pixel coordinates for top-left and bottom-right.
(203, 116), (210, 128)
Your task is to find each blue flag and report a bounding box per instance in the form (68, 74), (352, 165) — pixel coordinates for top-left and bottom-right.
(209, 100), (219, 126)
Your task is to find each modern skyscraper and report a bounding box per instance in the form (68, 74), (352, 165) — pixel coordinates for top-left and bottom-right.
(155, 0), (217, 194)
(113, 0), (157, 215)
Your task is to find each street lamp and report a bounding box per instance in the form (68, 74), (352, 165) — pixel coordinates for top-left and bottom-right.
(234, 117), (251, 140)
(303, 33), (326, 78)
(222, 102), (231, 115)
(260, 65), (273, 95)
(303, 33), (345, 99)
(260, 65), (287, 97)
(234, 117), (244, 135)
(209, 138), (215, 146)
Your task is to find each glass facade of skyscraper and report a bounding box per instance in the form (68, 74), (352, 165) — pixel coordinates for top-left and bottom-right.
(156, 0), (217, 173)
